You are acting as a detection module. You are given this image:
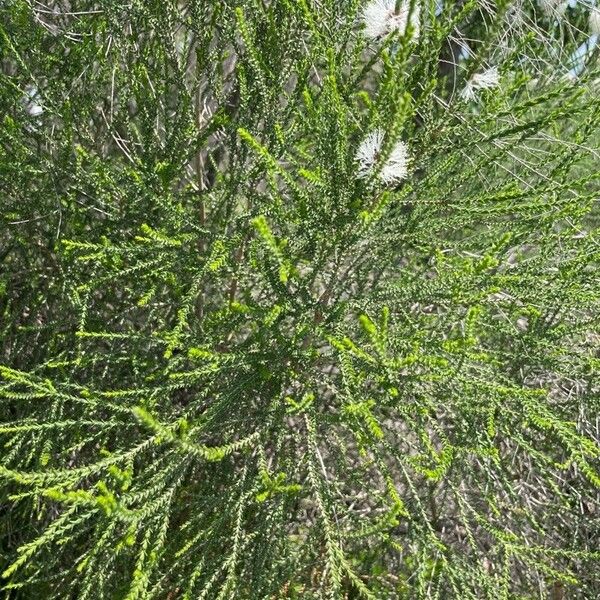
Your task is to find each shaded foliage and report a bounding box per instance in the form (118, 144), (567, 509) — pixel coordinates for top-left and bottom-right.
(1, 1), (599, 598)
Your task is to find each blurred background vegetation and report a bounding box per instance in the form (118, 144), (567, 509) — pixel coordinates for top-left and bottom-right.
(1, 1), (599, 598)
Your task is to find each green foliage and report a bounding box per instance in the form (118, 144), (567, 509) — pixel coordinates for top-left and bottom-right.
(1, 0), (599, 598)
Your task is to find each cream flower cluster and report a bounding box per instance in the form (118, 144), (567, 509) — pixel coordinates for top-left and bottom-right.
(361, 0), (420, 40)
(460, 67), (500, 101)
(355, 129), (410, 185)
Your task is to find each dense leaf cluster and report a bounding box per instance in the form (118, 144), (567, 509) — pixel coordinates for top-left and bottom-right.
(1, 1), (599, 598)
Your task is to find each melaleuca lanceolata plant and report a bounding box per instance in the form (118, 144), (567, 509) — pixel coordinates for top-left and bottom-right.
(1, 0), (599, 598)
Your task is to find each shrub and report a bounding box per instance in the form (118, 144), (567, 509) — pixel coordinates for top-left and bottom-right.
(1, 1), (599, 598)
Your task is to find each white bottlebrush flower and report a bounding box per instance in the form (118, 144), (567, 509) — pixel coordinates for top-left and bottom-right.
(355, 128), (410, 185)
(589, 7), (600, 35)
(460, 66), (500, 101)
(361, 0), (420, 41)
